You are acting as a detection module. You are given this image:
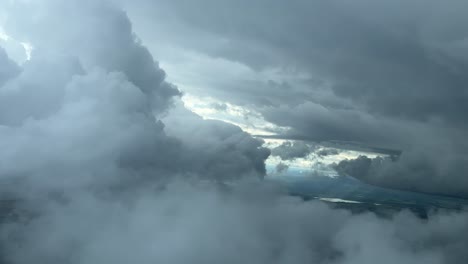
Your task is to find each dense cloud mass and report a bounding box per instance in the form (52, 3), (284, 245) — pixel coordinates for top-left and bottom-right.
(0, 0), (270, 224)
(1, 0), (468, 264)
(4, 183), (468, 264)
(116, 0), (468, 197)
(0, 0), (269, 191)
(162, 104), (270, 180)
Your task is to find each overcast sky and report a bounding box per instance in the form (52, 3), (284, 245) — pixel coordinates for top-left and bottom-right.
(103, 0), (468, 198)
(1, 1), (468, 263)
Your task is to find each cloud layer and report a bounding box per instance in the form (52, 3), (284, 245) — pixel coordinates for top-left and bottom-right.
(3, 182), (468, 264)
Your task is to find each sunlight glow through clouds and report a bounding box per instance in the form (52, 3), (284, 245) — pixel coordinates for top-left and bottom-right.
(154, 35), (384, 178)
(0, 26), (33, 62)
(181, 93), (288, 136)
(179, 85), (383, 177)
(0, 30), (9, 41)
(20, 41), (32, 60)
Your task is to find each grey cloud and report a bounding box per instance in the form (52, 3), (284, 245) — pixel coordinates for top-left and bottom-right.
(0, 68), (176, 194)
(2, 182), (468, 264)
(262, 101), (468, 197)
(0, 38), (29, 64)
(210, 79), (315, 108)
(210, 102), (227, 111)
(122, 0), (468, 122)
(163, 104), (270, 180)
(4, 0), (180, 113)
(0, 0), (269, 193)
(157, 0), (468, 122)
(335, 151), (468, 198)
(262, 102), (412, 148)
(0, 56), (83, 126)
(275, 162), (289, 174)
(271, 141), (312, 161)
(0, 46), (20, 86)
(316, 148), (340, 157)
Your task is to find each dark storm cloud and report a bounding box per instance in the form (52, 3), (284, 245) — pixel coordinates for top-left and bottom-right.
(118, 0), (468, 197)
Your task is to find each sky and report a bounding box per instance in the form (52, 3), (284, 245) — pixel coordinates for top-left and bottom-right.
(1, 0), (468, 263)
(116, 0), (468, 198)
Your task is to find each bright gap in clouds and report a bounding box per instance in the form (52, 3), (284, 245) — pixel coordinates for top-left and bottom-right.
(20, 42), (32, 60)
(0, 26), (32, 63)
(0, 30), (9, 41)
(157, 50), (383, 178)
(181, 93), (384, 177)
(181, 93), (286, 136)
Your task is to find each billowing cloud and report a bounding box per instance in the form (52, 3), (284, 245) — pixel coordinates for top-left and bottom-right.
(0, 0), (269, 195)
(4, 0), (180, 113)
(163, 104), (270, 180)
(3, 182), (468, 264)
(271, 141), (312, 161)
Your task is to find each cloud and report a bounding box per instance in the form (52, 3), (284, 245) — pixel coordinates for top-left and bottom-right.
(316, 148), (340, 158)
(0, 46), (20, 86)
(275, 162), (289, 174)
(335, 151), (468, 198)
(162, 104), (270, 180)
(3, 0), (180, 113)
(116, 0), (468, 197)
(271, 141), (312, 161)
(1, 1), (468, 264)
(2, 182), (468, 264)
(122, 0), (468, 123)
(0, 0), (269, 193)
